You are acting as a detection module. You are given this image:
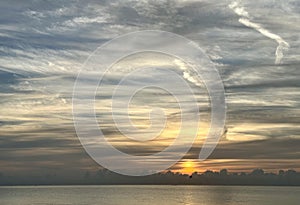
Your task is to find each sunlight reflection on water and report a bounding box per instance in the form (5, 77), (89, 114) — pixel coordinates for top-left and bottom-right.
(0, 185), (299, 205)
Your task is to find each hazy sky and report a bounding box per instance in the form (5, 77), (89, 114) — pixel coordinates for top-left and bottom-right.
(0, 0), (300, 181)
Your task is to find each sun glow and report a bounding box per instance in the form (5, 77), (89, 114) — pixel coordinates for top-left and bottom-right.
(181, 160), (198, 175)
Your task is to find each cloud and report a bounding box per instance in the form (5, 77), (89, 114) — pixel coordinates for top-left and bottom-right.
(229, 0), (290, 64)
(0, 0), (299, 180)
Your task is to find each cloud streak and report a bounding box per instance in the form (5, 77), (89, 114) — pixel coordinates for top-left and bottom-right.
(229, 0), (290, 64)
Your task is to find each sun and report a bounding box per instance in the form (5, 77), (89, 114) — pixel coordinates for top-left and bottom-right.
(181, 160), (198, 175)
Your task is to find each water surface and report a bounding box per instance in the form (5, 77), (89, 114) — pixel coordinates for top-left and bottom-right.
(0, 185), (299, 205)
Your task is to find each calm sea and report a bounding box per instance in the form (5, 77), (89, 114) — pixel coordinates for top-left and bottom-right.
(0, 185), (299, 205)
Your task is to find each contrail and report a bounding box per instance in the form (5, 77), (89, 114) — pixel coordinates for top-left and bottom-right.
(229, 1), (289, 64)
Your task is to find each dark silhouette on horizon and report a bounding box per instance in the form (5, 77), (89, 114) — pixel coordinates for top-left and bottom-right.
(1, 168), (300, 186)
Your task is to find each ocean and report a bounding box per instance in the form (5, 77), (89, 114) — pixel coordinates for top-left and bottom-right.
(0, 185), (299, 205)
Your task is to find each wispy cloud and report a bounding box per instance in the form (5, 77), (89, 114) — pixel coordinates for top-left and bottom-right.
(229, 0), (290, 64)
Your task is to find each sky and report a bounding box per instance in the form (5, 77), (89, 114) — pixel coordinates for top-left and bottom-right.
(0, 0), (300, 182)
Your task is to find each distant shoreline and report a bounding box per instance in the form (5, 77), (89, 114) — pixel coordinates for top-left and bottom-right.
(2, 168), (300, 186)
(1, 184), (300, 187)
